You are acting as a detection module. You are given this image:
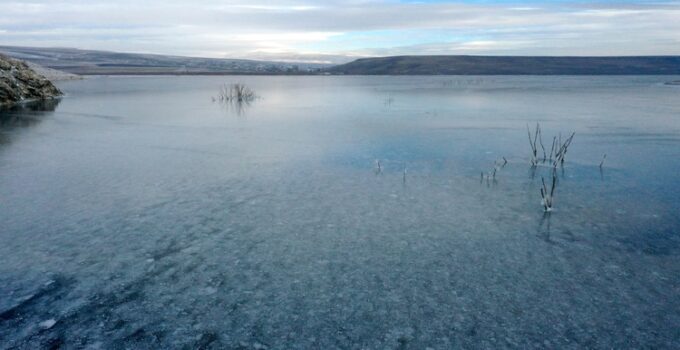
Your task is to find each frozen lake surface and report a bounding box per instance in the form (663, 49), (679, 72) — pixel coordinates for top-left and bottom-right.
(1, 76), (679, 349)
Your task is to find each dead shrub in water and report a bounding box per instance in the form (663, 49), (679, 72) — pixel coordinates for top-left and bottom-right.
(215, 83), (256, 103)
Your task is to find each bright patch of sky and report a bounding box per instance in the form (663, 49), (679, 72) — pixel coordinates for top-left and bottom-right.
(0, 0), (678, 63)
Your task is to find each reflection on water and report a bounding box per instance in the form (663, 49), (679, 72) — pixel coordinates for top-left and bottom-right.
(0, 99), (61, 144)
(214, 98), (253, 116)
(0, 76), (679, 349)
(0, 98), (61, 126)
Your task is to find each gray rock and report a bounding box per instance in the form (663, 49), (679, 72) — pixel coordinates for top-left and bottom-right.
(0, 54), (62, 106)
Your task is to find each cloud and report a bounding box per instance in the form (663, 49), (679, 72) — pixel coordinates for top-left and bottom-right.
(0, 0), (679, 61)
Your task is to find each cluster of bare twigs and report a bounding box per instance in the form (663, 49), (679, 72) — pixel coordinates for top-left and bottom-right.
(213, 83), (256, 103)
(527, 123), (577, 169)
(377, 123), (602, 213)
(526, 123), (578, 211)
(480, 157), (508, 185)
(552, 132), (575, 167)
(527, 123), (543, 166)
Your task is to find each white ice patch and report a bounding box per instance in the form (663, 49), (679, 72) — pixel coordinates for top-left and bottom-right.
(200, 287), (218, 295)
(39, 319), (56, 329)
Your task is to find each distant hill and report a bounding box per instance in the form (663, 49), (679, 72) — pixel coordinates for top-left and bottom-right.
(0, 46), (329, 75)
(327, 56), (680, 75)
(4, 48), (679, 76)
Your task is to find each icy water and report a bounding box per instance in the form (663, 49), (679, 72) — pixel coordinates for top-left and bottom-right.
(1, 76), (679, 349)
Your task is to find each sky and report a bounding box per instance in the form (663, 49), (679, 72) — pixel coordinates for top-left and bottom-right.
(1, 0), (679, 63)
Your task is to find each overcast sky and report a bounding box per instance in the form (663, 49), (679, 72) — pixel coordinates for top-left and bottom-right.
(1, 0), (679, 63)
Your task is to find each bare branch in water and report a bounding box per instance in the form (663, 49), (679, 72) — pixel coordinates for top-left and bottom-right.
(549, 136), (556, 160)
(533, 123), (539, 155)
(550, 172), (556, 199)
(553, 132), (576, 167)
(215, 83), (256, 103)
(527, 124), (539, 166)
(539, 174), (557, 212)
(537, 124), (547, 161)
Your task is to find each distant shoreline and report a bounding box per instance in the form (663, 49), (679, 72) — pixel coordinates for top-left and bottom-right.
(4, 46), (680, 76)
(58, 71), (323, 76)
(66, 72), (680, 76)
(328, 55), (680, 75)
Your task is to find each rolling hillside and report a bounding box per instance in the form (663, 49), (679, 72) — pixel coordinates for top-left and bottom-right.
(327, 55), (680, 75)
(0, 46), (328, 75)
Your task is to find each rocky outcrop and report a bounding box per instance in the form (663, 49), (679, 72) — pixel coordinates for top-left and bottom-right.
(0, 54), (62, 106)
